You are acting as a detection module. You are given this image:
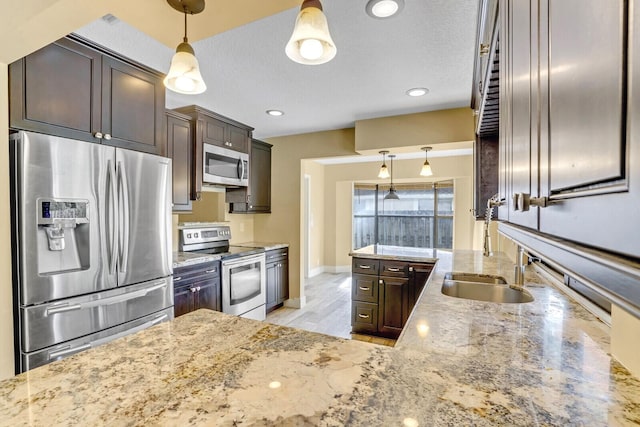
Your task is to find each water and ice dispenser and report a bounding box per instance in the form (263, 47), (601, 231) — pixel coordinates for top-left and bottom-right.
(36, 199), (90, 274)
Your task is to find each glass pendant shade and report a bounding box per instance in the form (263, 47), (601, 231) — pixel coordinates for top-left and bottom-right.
(420, 161), (433, 177)
(286, 0), (337, 65)
(420, 146), (433, 177)
(164, 41), (207, 95)
(378, 163), (390, 179)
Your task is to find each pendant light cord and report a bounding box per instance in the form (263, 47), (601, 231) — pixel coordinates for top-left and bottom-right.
(183, 10), (188, 43)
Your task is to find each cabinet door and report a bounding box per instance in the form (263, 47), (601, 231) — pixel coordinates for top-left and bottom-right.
(101, 56), (166, 156)
(505, 0), (538, 228)
(378, 277), (409, 338)
(201, 114), (227, 148)
(167, 112), (192, 212)
(266, 263), (278, 310)
(277, 260), (289, 304)
(227, 125), (250, 153)
(537, 0), (640, 257)
(9, 38), (102, 142)
(174, 286), (195, 318)
(249, 140), (271, 212)
(408, 263), (433, 308)
(194, 277), (221, 312)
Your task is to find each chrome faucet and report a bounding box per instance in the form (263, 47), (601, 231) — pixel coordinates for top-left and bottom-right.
(514, 245), (526, 286)
(483, 193), (505, 257)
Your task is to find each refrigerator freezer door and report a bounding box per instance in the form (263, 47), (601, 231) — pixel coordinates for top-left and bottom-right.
(12, 132), (117, 306)
(115, 149), (172, 286)
(20, 276), (173, 352)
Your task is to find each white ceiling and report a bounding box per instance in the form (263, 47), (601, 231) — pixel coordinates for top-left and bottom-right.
(76, 0), (479, 140)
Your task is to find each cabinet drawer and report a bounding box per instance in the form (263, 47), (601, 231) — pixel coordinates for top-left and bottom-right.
(266, 248), (288, 263)
(174, 261), (220, 286)
(352, 258), (379, 275)
(352, 302), (378, 333)
(380, 260), (410, 278)
(352, 273), (378, 303)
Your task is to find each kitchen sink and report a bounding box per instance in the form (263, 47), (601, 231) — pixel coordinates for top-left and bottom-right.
(444, 272), (508, 284)
(441, 272), (534, 304)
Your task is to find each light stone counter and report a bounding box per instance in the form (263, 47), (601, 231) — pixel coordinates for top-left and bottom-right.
(1, 250), (639, 426)
(173, 251), (221, 269)
(234, 242), (289, 251)
(350, 244), (439, 263)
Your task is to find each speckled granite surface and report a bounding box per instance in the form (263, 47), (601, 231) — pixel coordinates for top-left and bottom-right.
(234, 242), (289, 251)
(173, 251), (221, 268)
(350, 244), (439, 262)
(1, 250), (639, 426)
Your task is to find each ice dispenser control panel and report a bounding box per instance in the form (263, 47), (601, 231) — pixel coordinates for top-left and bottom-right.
(37, 199), (89, 251)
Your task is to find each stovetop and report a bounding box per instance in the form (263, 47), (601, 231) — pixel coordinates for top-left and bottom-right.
(191, 245), (265, 260)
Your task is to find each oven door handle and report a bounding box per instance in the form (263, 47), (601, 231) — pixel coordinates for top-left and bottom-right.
(222, 254), (265, 267)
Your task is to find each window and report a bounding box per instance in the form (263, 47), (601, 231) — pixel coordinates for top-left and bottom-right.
(353, 181), (454, 250)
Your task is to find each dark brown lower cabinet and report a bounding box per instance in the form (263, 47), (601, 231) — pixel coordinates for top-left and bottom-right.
(173, 261), (221, 317)
(266, 248), (289, 313)
(351, 257), (434, 338)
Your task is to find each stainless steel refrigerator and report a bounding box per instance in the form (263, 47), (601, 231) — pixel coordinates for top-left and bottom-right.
(10, 131), (174, 373)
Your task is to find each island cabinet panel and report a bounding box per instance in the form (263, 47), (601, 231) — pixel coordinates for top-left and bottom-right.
(9, 36), (166, 156)
(173, 261), (221, 317)
(378, 277), (410, 338)
(351, 256), (434, 338)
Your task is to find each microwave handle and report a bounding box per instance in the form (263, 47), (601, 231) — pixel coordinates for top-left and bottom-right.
(238, 158), (246, 180)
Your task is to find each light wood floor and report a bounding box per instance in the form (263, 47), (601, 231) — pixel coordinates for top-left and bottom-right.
(266, 272), (396, 347)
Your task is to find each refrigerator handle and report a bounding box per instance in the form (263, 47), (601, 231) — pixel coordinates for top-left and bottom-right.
(107, 160), (117, 275)
(117, 161), (130, 273)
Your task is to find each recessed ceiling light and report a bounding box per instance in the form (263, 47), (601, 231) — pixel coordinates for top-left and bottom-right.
(366, 0), (405, 19)
(266, 110), (284, 116)
(406, 88), (429, 97)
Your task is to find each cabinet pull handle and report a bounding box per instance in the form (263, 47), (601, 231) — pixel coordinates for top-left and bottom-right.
(358, 265), (372, 269)
(358, 314), (370, 319)
(409, 267), (414, 272)
(197, 286), (201, 291)
(379, 280), (384, 285)
(205, 269), (216, 274)
(358, 286), (370, 291)
(94, 132), (103, 139)
(174, 276), (182, 282)
(104, 133), (112, 140)
(387, 267), (401, 272)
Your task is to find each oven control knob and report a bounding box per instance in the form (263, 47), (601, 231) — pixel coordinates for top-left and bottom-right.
(187, 233), (192, 238)
(194, 233), (199, 238)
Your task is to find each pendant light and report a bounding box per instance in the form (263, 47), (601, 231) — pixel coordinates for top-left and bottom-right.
(378, 150), (390, 179)
(286, 0), (337, 65)
(164, 0), (207, 95)
(420, 146), (433, 177)
(384, 154), (400, 200)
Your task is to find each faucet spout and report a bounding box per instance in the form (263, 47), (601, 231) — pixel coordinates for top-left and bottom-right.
(514, 245), (526, 285)
(483, 194), (505, 257)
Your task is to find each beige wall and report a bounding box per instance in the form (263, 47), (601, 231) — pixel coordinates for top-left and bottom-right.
(251, 129), (357, 306)
(322, 155), (476, 268)
(302, 160), (326, 276)
(0, 64), (14, 380)
(177, 191), (256, 244)
(355, 108), (475, 153)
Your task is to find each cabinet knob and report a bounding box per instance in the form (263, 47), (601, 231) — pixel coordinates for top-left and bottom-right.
(104, 133), (112, 140)
(379, 279), (384, 285)
(190, 287), (197, 293)
(94, 132), (103, 139)
(197, 286), (201, 291)
(249, 205), (253, 209)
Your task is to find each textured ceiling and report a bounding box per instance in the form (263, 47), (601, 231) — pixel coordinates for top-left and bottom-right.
(76, 0), (479, 140)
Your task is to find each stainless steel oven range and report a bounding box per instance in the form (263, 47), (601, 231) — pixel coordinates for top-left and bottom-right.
(178, 223), (266, 320)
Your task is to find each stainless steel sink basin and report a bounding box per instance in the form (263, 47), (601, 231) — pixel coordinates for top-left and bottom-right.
(441, 272), (534, 304)
(444, 272), (508, 284)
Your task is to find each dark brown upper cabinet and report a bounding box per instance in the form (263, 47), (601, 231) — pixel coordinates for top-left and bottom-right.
(227, 139), (272, 213)
(9, 35), (166, 156)
(498, 0), (640, 258)
(166, 110), (192, 212)
(172, 105), (253, 201)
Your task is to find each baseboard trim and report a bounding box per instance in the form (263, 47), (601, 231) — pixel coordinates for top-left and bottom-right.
(308, 266), (325, 278)
(284, 296), (306, 309)
(307, 265), (352, 277)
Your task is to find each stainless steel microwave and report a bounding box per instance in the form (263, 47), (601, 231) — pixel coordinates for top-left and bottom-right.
(202, 143), (249, 187)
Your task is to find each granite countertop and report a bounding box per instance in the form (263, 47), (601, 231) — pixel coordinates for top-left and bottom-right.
(233, 242), (289, 251)
(173, 251), (221, 269)
(350, 244), (439, 262)
(2, 250), (639, 426)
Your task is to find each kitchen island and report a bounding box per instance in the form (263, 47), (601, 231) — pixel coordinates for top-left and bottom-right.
(1, 250), (639, 426)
